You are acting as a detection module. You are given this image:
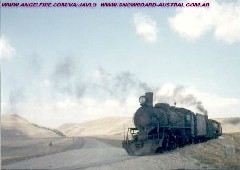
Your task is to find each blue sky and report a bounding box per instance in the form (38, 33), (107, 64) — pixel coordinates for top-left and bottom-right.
(1, 0), (240, 127)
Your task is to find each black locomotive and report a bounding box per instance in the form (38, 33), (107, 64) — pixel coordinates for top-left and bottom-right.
(122, 92), (222, 155)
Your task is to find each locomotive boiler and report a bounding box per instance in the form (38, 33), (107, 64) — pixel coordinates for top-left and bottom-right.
(122, 92), (222, 155)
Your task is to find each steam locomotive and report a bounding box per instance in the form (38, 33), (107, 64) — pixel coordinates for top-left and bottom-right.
(122, 92), (222, 155)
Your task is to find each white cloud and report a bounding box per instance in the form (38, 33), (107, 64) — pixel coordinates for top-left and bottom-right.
(0, 37), (16, 60)
(39, 79), (51, 88)
(169, 0), (240, 43)
(133, 13), (158, 43)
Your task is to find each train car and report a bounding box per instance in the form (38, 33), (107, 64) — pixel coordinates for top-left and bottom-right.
(207, 119), (222, 139)
(194, 113), (207, 142)
(122, 92), (222, 155)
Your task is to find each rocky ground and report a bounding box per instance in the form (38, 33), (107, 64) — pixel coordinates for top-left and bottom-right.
(93, 133), (240, 170)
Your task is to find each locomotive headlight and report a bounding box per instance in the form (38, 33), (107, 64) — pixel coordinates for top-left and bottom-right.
(139, 96), (147, 104)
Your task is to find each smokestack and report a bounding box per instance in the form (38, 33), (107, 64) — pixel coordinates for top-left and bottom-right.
(145, 92), (153, 107)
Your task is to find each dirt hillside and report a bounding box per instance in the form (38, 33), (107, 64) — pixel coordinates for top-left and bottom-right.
(58, 117), (134, 137)
(1, 114), (63, 139)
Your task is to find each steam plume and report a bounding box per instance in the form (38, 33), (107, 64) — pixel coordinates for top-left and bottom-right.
(8, 89), (25, 114)
(94, 68), (154, 101)
(155, 85), (208, 115)
(52, 56), (86, 99)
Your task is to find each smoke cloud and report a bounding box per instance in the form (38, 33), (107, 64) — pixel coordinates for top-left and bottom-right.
(93, 68), (154, 101)
(6, 57), (208, 124)
(28, 53), (42, 74)
(155, 85), (208, 115)
(8, 88), (25, 114)
(51, 64), (208, 115)
(85, 68), (208, 115)
(52, 56), (86, 99)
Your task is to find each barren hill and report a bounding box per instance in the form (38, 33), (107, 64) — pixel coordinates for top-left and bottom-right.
(1, 114), (64, 139)
(58, 117), (134, 137)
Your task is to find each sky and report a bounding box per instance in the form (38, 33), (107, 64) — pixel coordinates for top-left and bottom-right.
(1, 0), (240, 127)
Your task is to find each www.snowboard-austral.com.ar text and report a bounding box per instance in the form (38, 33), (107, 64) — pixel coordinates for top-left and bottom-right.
(1, 2), (210, 8)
